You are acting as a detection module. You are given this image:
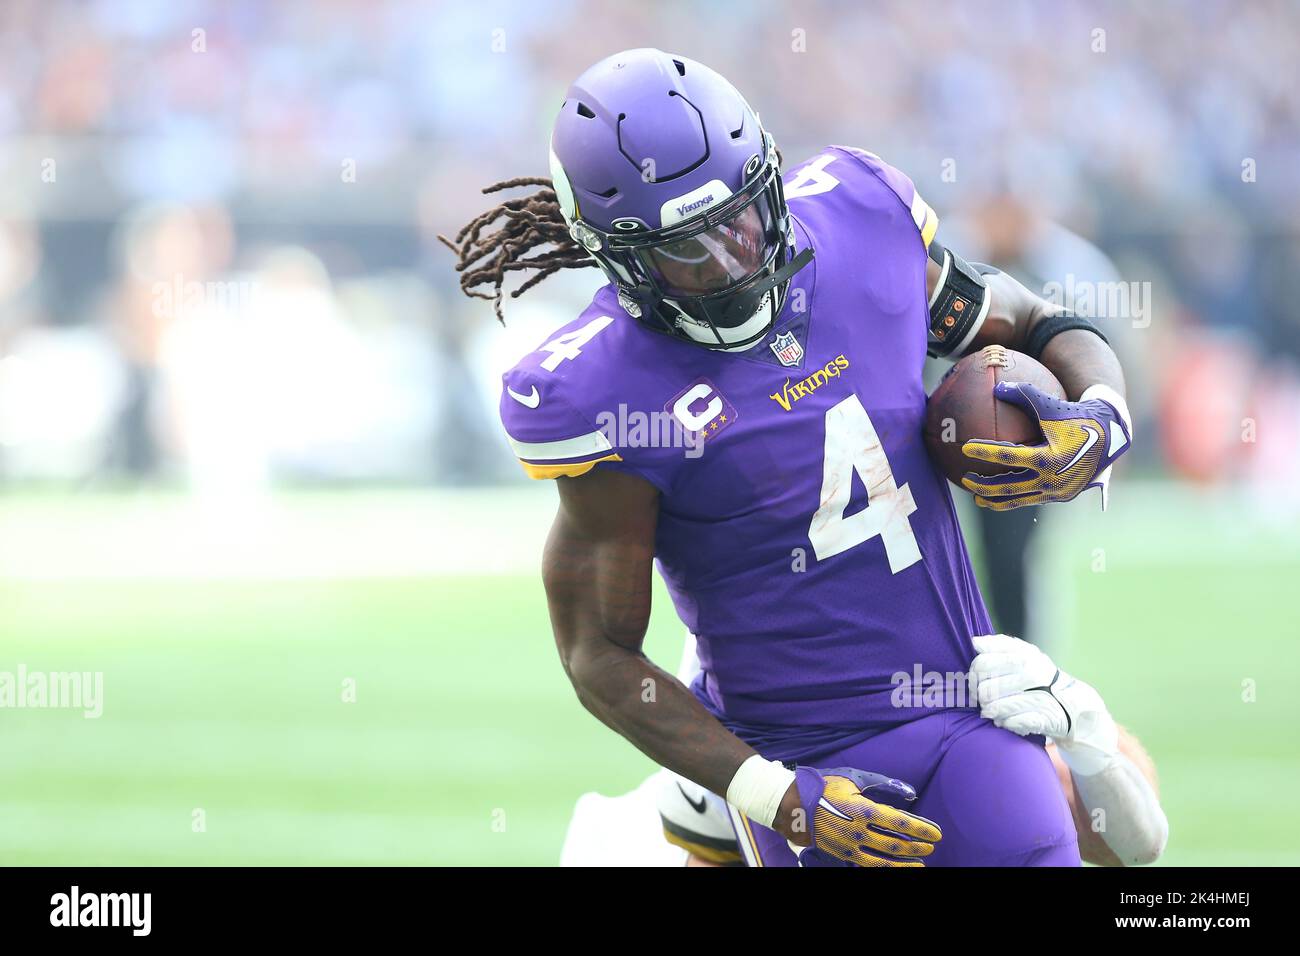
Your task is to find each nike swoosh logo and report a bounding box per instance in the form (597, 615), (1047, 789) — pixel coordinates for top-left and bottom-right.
(818, 796), (853, 821)
(1025, 669), (1073, 736)
(1060, 424), (1100, 474)
(676, 782), (708, 815)
(507, 385), (540, 408)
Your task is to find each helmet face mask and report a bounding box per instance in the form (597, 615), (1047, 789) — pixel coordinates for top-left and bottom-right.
(641, 200), (771, 298)
(589, 146), (797, 349)
(549, 49), (813, 350)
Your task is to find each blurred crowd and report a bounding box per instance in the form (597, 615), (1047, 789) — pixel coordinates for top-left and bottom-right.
(0, 0), (1297, 491)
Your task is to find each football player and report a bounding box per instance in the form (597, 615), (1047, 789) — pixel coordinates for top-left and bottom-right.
(560, 634), (1168, 867)
(442, 49), (1133, 866)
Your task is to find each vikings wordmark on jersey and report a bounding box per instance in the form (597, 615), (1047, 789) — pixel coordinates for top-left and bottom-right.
(500, 147), (991, 759)
(768, 354), (850, 412)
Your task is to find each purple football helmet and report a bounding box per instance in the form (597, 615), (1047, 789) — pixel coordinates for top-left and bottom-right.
(549, 49), (813, 349)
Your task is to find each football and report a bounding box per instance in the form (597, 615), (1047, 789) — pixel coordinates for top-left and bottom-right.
(923, 345), (1066, 486)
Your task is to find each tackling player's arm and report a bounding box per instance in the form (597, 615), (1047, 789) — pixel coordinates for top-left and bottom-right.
(924, 246), (1134, 509)
(972, 635), (1169, 866)
(1048, 727), (1165, 867)
(543, 468), (801, 843)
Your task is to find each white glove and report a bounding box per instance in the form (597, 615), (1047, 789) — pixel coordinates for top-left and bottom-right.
(970, 634), (1118, 776)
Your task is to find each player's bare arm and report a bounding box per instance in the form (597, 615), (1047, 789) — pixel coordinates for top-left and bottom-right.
(543, 468), (758, 810)
(544, 468), (941, 861)
(952, 267), (1126, 401)
(925, 251), (1134, 509)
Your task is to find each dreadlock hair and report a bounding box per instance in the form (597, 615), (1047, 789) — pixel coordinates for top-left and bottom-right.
(439, 146), (785, 324)
(437, 177), (598, 324)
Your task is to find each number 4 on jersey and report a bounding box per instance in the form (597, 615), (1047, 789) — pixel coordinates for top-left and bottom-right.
(539, 315), (614, 372)
(809, 394), (921, 573)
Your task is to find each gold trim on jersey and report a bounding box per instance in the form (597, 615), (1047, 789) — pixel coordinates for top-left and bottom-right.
(910, 189), (940, 249)
(519, 453), (622, 480)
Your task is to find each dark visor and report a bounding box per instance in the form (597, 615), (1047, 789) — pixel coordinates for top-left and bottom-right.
(640, 199), (776, 297)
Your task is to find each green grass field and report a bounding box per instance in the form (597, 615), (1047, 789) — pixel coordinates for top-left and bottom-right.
(1, 486), (1297, 865)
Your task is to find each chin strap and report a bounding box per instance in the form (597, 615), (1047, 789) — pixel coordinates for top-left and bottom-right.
(720, 247), (814, 328)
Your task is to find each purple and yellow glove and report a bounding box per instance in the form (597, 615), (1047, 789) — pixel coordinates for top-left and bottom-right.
(793, 766), (941, 867)
(960, 382), (1133, 511)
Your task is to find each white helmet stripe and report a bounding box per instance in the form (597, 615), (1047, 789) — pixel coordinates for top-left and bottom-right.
(548, 143), (578, 224)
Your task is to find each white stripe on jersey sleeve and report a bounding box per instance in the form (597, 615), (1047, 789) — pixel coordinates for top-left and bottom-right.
(506, 428), (614, 463)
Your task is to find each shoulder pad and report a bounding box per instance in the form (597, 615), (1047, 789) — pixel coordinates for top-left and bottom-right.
(787, 146), (938, 251)
(499, 310), (624, 480)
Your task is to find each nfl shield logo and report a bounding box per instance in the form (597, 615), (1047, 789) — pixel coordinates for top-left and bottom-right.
(770, 331), (804, 368)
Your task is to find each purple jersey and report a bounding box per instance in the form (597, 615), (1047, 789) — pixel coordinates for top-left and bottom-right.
(500, 147), (992, 759)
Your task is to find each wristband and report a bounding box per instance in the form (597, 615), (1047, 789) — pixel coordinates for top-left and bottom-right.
(1024, 311), (1109, 362)
(725, 754), (796, 828)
